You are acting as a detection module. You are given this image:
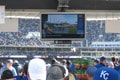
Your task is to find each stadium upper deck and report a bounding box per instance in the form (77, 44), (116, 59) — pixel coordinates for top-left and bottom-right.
(0, 19), (120, 47)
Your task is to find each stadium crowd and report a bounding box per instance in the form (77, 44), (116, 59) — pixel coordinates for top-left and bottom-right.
(0, 52), (79, 56)
(0, 19), (119, 47)
(0, 56), (120, 80)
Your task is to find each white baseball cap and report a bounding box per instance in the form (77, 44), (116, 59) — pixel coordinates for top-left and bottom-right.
(28, 58), (46, 80)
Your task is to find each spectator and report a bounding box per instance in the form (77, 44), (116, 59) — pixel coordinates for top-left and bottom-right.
(1, 69), (16, 80)
(51, 58), (58, 65)
(28, 58), (46, 80)
(47, 64), (66, 80)
(66, 66), (76, 80)
(111, 57), (116, 64)
(115, 57), (119, 67)
(46, 63), (51, 70)
(66, 60), (76, 73)
(93, 59), (99, 66)
(14, 63), (28, 80)
(94, 67), (120, 80)
(111, 57), (119, 67)
(95, 57), (107, 68)
(114, 65), (120, 73)
(86, 66), (97, 80)
(114, 60), (120, 73)
(0, 59), (17, 76)
(0, 62), (3, 73)
(107, 62), (114, 68)
(23, 63), (28, 77)
(12, 60), (21, 75)
(61, 59), (68, 77)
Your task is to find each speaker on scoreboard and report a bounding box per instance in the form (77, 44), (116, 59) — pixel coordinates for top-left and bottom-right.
(57, 0), (70, 12)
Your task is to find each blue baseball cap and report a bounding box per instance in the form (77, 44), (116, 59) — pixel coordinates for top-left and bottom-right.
(94, 67), (120, 80)
(86, 66), (97, 77)
(100, 57), (106, 62)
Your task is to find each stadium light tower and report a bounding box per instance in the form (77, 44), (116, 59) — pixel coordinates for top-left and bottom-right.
(57, 0), (70, 12)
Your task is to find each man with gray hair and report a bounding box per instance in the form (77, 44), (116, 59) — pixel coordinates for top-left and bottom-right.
(0, 59), (17, 77)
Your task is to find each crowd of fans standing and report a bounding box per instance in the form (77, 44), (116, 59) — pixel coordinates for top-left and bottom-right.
(0, 56), (119, 80)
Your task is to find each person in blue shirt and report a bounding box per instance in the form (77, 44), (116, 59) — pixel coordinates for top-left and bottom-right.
(14, 62), (28, 80)
(115, 66), (120, 74)
(95, 56), (107, 69)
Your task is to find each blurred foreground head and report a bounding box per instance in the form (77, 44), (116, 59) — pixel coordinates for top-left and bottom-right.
(28, 58), (46, 80)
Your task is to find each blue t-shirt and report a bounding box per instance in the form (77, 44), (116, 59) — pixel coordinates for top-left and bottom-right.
(95, 63), (105, 69)
(114, 66), (120, 73)
(14, 76), (28, 80)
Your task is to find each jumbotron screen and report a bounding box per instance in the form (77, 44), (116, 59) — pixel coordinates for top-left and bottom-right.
(41, 13), (85, 41)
